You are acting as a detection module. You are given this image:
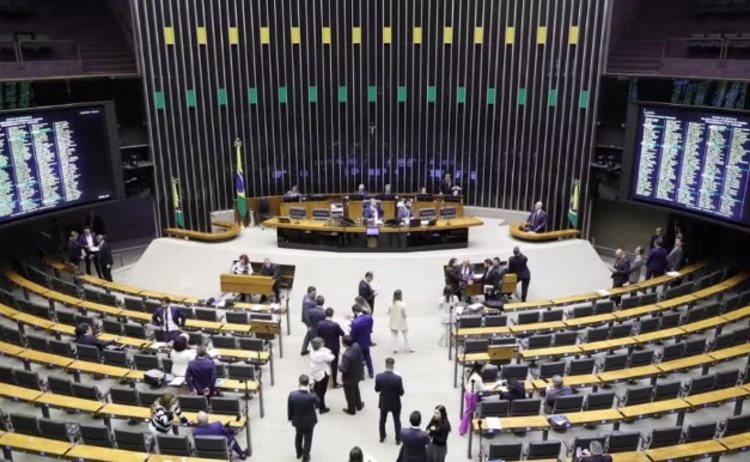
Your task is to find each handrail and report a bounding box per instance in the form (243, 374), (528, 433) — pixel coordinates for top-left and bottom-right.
(723, 36), (750, 66)
(15, 39), (82, 68)
(660, 36), (725, 68)
(0, 39), (19, 65)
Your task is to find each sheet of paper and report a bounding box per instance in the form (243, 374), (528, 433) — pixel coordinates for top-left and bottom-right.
(667, 271), (681, 278)
(151, 342), (166, 349)
(485, 417), (502, 430)
(214, 378), (226, 387)
(169, 377), (185, 386)
(270, 303), (281, 310)
(207, 348), (219, 358)
(597, 289), (610, 296)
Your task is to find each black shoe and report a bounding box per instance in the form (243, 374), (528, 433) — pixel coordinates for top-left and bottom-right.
(343, 409), (356, 415)
(320, 407), (330, 414)
(396, 439), (402, 445)
(333, 384), (343, 389)
(380, 436), (386, 443)
(356, 403), (365, 411)
(371, 342), (377, 347)
(296, 453), (302, 459)
(301, 351), (310, 356)
(302, 456), (310, 462)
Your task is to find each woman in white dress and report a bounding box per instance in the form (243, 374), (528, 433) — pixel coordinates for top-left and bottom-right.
(169, 334), (195, 377)
(438, 286), (460, 347)
(388, 289), (413, 353)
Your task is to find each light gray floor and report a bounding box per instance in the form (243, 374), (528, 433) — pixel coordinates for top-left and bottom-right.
(1, 227), (747, 462)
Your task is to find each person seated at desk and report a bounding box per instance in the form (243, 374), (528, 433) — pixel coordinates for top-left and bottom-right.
(75, 323), (117, 350)
(397, 199), (414, 221)
(364, 198), (384, 224)
(285, 185), (301, 198)
(382, 183), (394, 196)
(543, 375), (573, 414)
(193, 411), (248, 459)
(573, 441), (613, 462)
(355, 184), (368, 196)
(439, 172), (455, 196)
(260, 258), (282, 302)
(523, 201), (547, 233)
(232, 254), (253, 275)
(499, 377), (526, 402)
(186, 345), (218, 397)
(170, 334), (195, 377)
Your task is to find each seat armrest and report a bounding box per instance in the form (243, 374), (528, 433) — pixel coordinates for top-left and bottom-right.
(563, 440), (574, 455)
(615, 393), (625, 406)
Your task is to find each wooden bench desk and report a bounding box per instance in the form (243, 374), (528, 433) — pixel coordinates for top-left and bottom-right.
(680, 316), (727, 335)
(138, 290), (189, 303)
(533, 374), (603, 389)
(0, 383), (45, 403)
(35, 393), (106, 415)
(78, 300), (123, 317)
(656, 294), (697, 309)
(657, 354), (715, 374)
(709, 343), (750, 363)
(51, 323), (76, 337)
(45, 291), (83, 307)
(612, 303), (665, 321)
(551, 293), (600, 305)
(468, 415), (549, 458)
(97, 403), (246, 429)
(501, 300), (554, 312)
(65, 445), (150, 462)
(0, 432), (72, 457)
(718, 431), (750, 451)
(105, 281), (143, 296)
(148, 455), (230, 462)
(692, 284), (730, 299)
(5, 271), (50, 296)
(633, 327), (686, 344)
(596, 365), (662, 386)
(720, 305), (750, 322)
(233, 301), (292, 336)
(520, 345), (582, 361)
(67, 360), (132, 380)
(12, 312), (56, 330)
(17, 349), (75, 368)
(186, 319), (225, 331)
(579, 338), (635, 355)
(509, 224), (580, 241)
(682, 386), (750, 411)
(618, 398), (689, 420)
(0, 304), (18, 319)
(562, 408), (623, 427)
(452, 326), (512, 337)
(121, 309), (151, 323)
(646, 440), (726, 461)
(218, 322), (252, 334)
(563, 313), (616, 329)
(0, 340), (25, 357)
(96, 332), (152, 349)
(213, 347), (275, 385)
(509, 321), (566, 335)
(721, 271), (750, 288)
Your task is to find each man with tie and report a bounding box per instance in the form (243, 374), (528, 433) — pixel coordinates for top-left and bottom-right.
(317, 308), (345, 388)
(287, 374), (320, 462)
(397, 199), (414, 221)
(439, 173), (453, 196)
(375, 357), (404, 444)
(300, 286), (318, 356)
(358, 271), (378, 314)
(259, 258), (282, 302)
(609, 249), (631, 304)
(77, 226), (100, 276)
(151, 297), (186, 343)
(350, 304), (374, 378)
(508, 247), (531, 302)
(339, 335), (365, 415)
(646, 239), (668, 281)
(484, 257), (507, 301)
(398, 411), (430, 462)
(364, 198), (384, 223)
(524, 202), (547, 232)
(66, 231), (83, 271)
(308, 296), (327, 340)
(97, 235), (114, 282)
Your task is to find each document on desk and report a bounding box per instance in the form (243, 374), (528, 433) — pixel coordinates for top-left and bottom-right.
(207, 348), (220, 358)
(269, 303), (281, 312)
(485, 417), (502, 431)
(597, 289), (610, 296)
(151, 342), (167, 350)
(667, 271), (681, 278)
(169, 377), (185, 386)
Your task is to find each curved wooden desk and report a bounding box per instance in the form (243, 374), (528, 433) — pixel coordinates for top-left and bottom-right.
(509, 223), (580, 241)
(164, 220), (240, 242)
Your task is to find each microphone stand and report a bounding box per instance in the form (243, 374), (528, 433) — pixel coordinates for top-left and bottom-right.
(477, 417), (484, 462)
(447, 305), (454, 360)
(239, 378), (254, 457)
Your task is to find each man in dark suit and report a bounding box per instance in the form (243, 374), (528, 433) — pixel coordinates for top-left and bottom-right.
(398, 411), (430, 462)
(363, 199), (384, 223)
(339, 335), (365, 415)
(358, 271), (377, 314)
(649, 227), (664, 250)
(151, 297), (187, 343)
(609, 249), (631, 304)
(439, 172), (454, 196)
(667, 237), (684, 272)
(98, 234), (114, 282)
(259, 258), (281, 302)
(300, 286), (317, 356)
(66, 231), (83, 270)
(308, 296), (326, 339)
(484, 257), (506, 301)
(287, 374), (320, 462)
(350, 304), (374, 378)
(317, 308), (345, 388)
(77, 226), (100, 276)
(646, 239), (668, 280)
(375, 357), (404, 444)
(524, 201), (547, 232)
(507, 247), (531, 302)
(397, 199), (414, 221)
(382, 184), (394, 196)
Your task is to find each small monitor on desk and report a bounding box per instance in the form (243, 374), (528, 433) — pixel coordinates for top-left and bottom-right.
(306, 194), (326, 201)
(312, 208), (330, 220)
(366, 227), (380, 236)
(282, 196), (301, 203)
(289, 207), (306, 220)
(416, 194), (434, 201)
(409, 218), (421, 228)
(440, 206), (457, 219)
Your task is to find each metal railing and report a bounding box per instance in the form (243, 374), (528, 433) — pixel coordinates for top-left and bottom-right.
(0, 39), (82, 68)
(660, 36), (750, 69)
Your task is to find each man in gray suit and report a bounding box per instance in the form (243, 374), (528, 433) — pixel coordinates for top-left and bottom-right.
(667, 237), (684, 272)
(300, 286), (317, 356)
(629, 247), (645, 285)
(609, 249), (630, 304)
(544, 375), (573, 414)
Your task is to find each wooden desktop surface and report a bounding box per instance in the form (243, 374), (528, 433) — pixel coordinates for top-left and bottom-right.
(66, 445), (150, 462)
(646, 440), (726, 461)
(0, 432), (72, 455)
(262, 216), (483, 233)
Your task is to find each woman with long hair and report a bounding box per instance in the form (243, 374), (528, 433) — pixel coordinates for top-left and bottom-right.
(458, 363), (489, 435)
(444, 258), (461, 298)
(388, 289), (413, 353)
(149, 392), (188, 435)
(427, 404), (451, 462)
(354, 295), (372, 314)
(438, 285), (460, 346)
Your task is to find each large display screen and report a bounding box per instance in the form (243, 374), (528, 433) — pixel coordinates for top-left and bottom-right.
(629, 104), (750, 226)
(0, 103), (121, 224)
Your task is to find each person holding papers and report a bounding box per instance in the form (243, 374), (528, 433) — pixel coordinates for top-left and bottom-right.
(359, 271), (379, 314)
(186, 346), (218, 397)
(364, 198), (384, 224)
(397, 198), (414, 221)
(77, 226), (100, 276)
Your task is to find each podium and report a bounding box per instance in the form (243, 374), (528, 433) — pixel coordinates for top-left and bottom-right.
(220, 274), (275, 296)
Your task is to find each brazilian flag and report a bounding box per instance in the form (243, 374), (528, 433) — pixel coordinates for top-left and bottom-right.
(235, 139), (247, 220)
(171, 178), (184, 228)
(568, 179), (580, 228)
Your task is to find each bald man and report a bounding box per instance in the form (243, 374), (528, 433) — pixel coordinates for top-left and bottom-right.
(192, 411), (247, 459)
(524, 202), (547, 232)
(609, 249), (631, 304)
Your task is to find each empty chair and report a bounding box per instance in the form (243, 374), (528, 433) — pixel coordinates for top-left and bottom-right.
(99, 292), (119, 307)
(619, 385), (653, 406)
(14, 370), (44, 391)
(527, 440), (562, 460)
(553, 332), (578, 346)
(568, 358), (595, 376)
(659, 343), (686, 364)
(647, 426), (683, 449)
(684, 375), (716, 396)
(523, 335), (552, 349)
(684, 422), (717, 442)
(123, 297), (144, 311)
(195, 308), (218, 322)
(605, 431), (640, 453)
(102, 318), (123, 335)
(704, 301), (722, 318)
(594, 300), (615, 315)
(659, 312), (682, 329)
(463, 339), (488, 354)
(621, 296), (640, 309)
(684, 306), (707, 324)
(75, 314), (97, 328)
(75, 343), (102, 362)
(248, 312), (273, 321)
(599, 353), (629, 372)
(210, 398), (242, 417)
(225, 311), (249, 324)
(56, 309), (77, 325)
(138, 391), (162, 407)
(63, 282), (80, 298)
(722, 414), (750, 437)
(568, 303), (594, 319)
(501, 365), (528, 381)
(83, 287), (101, 303)
(109, 387), (139, 406)
(178, 395), (209, 412)
(47, 376), (75, 396)
(80, 424), (114, 448)
(734, 326), (750, 343)
(477, 400), (509, 417)
(584, 392), (615, 411)
(144, 299), (162, 313)
(484, 314), (507, 327)
(458, 315), (482, 329)
(609, 324), (633, 339)
(629, 349), (655, 368)
(227, 363), (257, 381)
(103, 349), (129, 368)
(514, 312), (539, 327)
(210, 335), (237, 349)
(531, 361), (565, 380)
(480, 365), (499, 382)
(10, 414), (39, 436)
(124, 323), (150, 339)
(50, 278), (66, 293)
(1, 325), (24, 346)
(73, 383), (104, 401)
(25, 333), (48, 352)
(653, 381), (681, 402)
(114, 429), (150, 452)
(194, 435), (230, 460)
(712, 331), (738, 350)
(541, 309), (564, 322)
(584, 326), (609, 342)
(509, 399), (540, 416)
(722, 295), (740, 313)
(714, 368), (740, 390)
(39, 418), (79, 442)
(487, 443), (523, 462)
(133, 353), (160, 371)
(239, 338), (265, 352)
(550, 394), (583, 414)
(157, 434), (192, 456)
(684, 338), (706, 356)
(640, 293), (658, 305)
(638, 317), (660, 335)
(0, 366), (13, 384)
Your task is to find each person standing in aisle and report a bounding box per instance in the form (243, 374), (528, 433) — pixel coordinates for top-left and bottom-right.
(340, 335), (365, 415)
(287, 374), (319, 462)
(300, 286), (317, 356)
(351, 304), (374, 378)
(317, 308), (345, 388)
(374, 357), (404, 444)
(309, 337), (333, 413)
(426, 405), (451, 462)
(507, 247), (531, 302)
(358, 271), (378, 315)
(388, 289), (413, 354)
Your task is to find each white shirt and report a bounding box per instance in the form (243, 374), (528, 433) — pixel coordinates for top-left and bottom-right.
(309, 347), (334, 382)
(466, 372), (486, 392)
(370, 206), (379, 222)
(232, 263), (253, 275)
(84, 233), (94, 249)
(163, 306), (180, 332)
(438, 295), (460, 324)
(170, 349), (196, 377)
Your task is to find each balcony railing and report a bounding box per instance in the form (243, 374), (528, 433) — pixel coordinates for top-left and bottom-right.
(0, 38), (82, 68)
(660, 35), (750, 69)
